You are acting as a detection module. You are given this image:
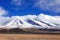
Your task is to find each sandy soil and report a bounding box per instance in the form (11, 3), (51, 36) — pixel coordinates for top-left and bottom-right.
(0, 34), (60, 40)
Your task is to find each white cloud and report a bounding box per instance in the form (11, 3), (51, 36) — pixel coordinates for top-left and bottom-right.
(12, 0), (22, 6)
(0, 7), (9, 26)
(0, 7), (8, 16)
(11, 0), (23, 10)
(0, 17), (10, 25)
(35, 0), (60, 13)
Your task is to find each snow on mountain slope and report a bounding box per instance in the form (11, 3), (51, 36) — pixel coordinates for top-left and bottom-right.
(0, 14), (60, 29)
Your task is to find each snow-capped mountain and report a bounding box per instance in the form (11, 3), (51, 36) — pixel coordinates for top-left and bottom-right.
(0, 14), (60, 29)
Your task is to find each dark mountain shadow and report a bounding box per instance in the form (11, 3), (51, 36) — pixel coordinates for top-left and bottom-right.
(0, 28), (60, 34)
(0, 28), (31, 34)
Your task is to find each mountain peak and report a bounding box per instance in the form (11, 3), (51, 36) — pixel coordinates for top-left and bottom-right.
(0, 14), (60, 29)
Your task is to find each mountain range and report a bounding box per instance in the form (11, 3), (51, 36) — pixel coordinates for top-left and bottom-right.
(0, 14), (60, 30)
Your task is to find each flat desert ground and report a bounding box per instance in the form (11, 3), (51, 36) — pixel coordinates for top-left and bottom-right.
(0, 34), (60, 40)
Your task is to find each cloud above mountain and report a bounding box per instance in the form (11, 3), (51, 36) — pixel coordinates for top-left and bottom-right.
(0, 7), (9, 25)
(0, 7), (8, 16)
(34, 0), (60, 13)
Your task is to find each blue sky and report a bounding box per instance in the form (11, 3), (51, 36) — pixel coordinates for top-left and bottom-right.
(0, 0), (60, 16)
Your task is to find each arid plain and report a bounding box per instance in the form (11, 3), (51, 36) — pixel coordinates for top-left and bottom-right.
(0, 34), (60, 40)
